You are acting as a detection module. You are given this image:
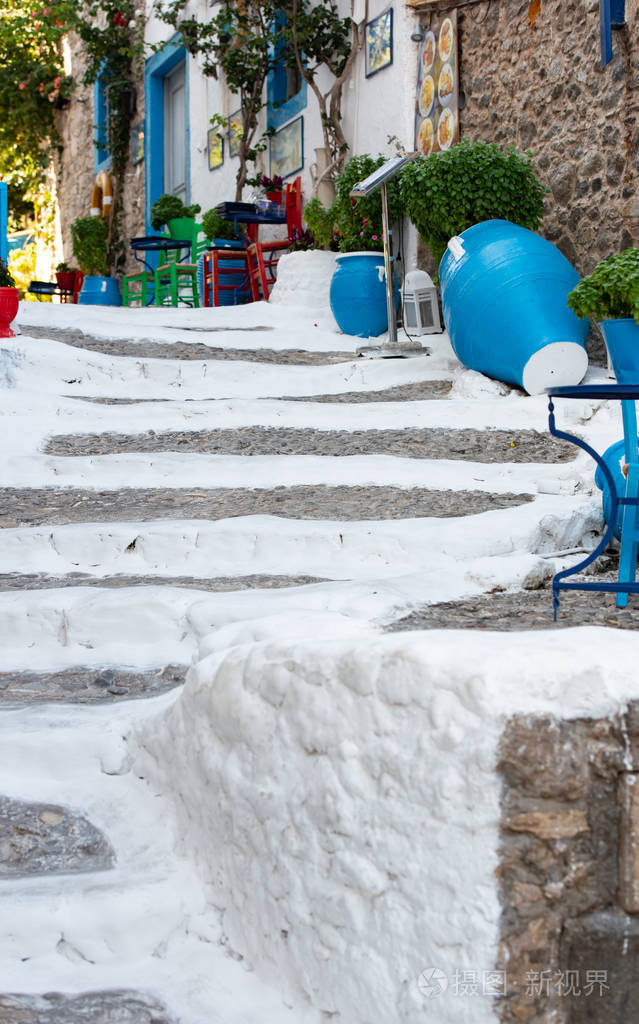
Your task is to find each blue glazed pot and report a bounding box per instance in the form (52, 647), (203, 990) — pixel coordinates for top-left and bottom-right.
(438, 220), (589, 394)
(329, 252), (398, 338)
(599, 318), (639, 384)
(78, 276), (122, 306)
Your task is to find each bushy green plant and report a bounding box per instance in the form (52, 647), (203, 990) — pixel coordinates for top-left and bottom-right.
(567, 248), (639, 324)
(151, 194), (201, 231)
(399, 140), (547, 271)
(0, 259), (16, 288)
(71, 216), (109, 277)
(304, 154), (404, 253)
(201, 209), (240, 242)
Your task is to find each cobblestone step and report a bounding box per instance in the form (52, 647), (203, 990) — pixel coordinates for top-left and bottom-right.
(0, 990), (176, 1023)
(0, 486), (533, 528)
(386, 569), (639, 632)
(0, 573), (325, 592)
(23, 326), (352, 364)
(72, 380), (453, 403)
(0, 665), (186, 706)
(44, 427), (574, 462)
(0, 796), (115, 877)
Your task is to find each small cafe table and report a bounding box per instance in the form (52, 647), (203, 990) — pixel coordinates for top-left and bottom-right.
(546, 383), (639, 617)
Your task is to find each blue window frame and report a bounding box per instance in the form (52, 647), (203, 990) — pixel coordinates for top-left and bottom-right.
(144, 37), (189, 234)
(600, 0), (625, 67)
(94, 74), (111, 173)
(267, 12), (306, 131)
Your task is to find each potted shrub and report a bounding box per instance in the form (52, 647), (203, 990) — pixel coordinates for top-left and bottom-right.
(259, 174), (284, 204)
(398, 139), (547, 275)
(305, 154), (404, 337)
(201, 210), (241, 245)
(567, 247), (639, 383)
(0, 259), (19, 337)
(151, 194), (201, 244)
(71, 216), (121, 306)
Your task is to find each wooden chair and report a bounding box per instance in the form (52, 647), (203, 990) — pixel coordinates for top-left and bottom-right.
(245, 178), (302, 300)
(154, 226), (206, 308)
(202, 229), (256, 307)
(122, 266), (154, 307)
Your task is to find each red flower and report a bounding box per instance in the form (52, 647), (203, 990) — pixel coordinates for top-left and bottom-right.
(112, 11), (126, 25)
(18, 83), (26, 90)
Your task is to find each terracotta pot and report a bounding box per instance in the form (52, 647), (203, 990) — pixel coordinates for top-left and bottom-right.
(266, 190), (283, 204)
(0, 287), (19, 337)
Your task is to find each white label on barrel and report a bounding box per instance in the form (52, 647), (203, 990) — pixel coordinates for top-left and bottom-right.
(447, 236), (465, 261)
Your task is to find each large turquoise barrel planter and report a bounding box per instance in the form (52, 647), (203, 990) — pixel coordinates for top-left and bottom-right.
(330, 252), (399, 338)
(78, 275), (122, 306)
(439, 220), (589, 395)
(599, 319), (639, 384)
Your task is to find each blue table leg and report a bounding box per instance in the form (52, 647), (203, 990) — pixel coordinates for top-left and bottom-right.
(618, 399), (639, 606)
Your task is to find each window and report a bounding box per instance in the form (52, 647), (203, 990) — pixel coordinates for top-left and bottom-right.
(267, 12), (306, 131)
(94, 74), (111, 172)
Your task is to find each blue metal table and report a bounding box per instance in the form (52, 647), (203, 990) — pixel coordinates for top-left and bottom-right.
(130, 235), (192, 271)
(214, 202), (286, 236)
(547, 383), (639, 617)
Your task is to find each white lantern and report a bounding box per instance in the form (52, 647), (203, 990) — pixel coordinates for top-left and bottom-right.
(401, 267), (441, 335)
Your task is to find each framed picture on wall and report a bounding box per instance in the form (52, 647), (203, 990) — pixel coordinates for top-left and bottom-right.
(365, 8), (393, 78)
(228, 110), (242, 158)
(208, 129), (224, 170)
(269, 116), (303, 180)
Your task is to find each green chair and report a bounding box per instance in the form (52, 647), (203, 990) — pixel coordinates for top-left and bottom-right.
(122, 267), (154, 306)
(154, 224), (206, 308)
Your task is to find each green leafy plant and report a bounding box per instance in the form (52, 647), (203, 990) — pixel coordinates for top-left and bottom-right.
(399, 140), (547, 272)
(71, 216), (109, 277)
(150, 194), (201, 231)
(55, 261), (73, 273)
(304, 154), (404, 253)
(567, 248), (639, 324)
(201, 210), (240, 243)
(0, 259), (16, 288)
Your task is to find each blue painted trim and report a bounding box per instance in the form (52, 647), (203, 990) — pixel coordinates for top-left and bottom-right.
(600, 0), (625, 68)
(94, 76), (112, 173)
(144, 36), (188, 233)
(0, 183), (7, 264)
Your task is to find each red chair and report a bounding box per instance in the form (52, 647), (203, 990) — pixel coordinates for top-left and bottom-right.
(202, 225), (258, 307)
(245, 177), (302, 300)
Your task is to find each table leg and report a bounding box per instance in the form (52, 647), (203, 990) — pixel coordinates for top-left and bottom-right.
(617, 400), (639, 607)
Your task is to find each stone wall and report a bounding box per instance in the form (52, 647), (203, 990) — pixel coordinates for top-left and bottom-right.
(498, 707), (639, 1024)
(52, 32), (146, 274)
(447, 0), (639, 276)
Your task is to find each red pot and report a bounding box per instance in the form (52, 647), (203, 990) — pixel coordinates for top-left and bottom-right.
(0, 287), (19, 337)
(56, 270), (76, 292)
(266, 190), (283, 204)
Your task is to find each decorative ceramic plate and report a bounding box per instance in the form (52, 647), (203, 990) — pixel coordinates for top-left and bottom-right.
(419, 75), (435, 117)
(438, 62), (454, 105)
(439, 17), (453, 62)
(437, 107), (455, 150)
(422, 31), (436, 72)
(418, 118), (434, 156)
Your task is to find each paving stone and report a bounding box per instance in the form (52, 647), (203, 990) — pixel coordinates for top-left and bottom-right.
(0, 665), (186, 707)
(0, 796), (114, 877)
(0, 990), (175, 1023)
(44, 427), (575, 463)
(23, 326), (351, 364)
(0, 573), (325, 592)
(0, 486), (532, 528)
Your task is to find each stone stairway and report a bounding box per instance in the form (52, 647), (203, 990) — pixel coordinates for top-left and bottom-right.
(0, 313), (617, 1022)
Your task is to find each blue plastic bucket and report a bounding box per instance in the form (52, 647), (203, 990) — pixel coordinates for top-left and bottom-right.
(439, 220), (589, 394)
(599, 319), (639, 384)
(197, 241), (250, 307)
(594, 439), (634, 540)
(330, 252), (399, 338)
(78, 276), (122, 306)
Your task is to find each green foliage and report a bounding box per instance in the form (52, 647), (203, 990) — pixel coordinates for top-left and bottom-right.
(567, 248), (639, 324)
(150, 194), (201, 231)
(304, 154), (404, 253)
(0, 0), (74, 204)
(71, 216), (109, 277)
(0, 260), (16, 288)
(399, 140), (547, 271)
(9, 242), (37, 299)
(201, 209), (240, 242)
